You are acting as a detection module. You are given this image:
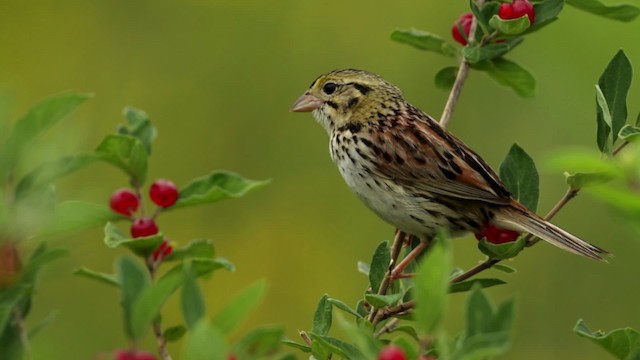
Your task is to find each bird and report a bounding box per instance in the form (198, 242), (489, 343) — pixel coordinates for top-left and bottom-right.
(290, 69), (608, 261)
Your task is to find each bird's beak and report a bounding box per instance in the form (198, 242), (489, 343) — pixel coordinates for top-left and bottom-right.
(290, 92), (322, 112)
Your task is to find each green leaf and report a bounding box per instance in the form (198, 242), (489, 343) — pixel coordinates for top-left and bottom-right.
(566, 172), (617, 189)
(120, 107), (157, 155)
(333, 313), (379, 359)
(19, 242), (67, 285)
(596, 50), (633, 152)
(364, 293), (403, 307)
(182, 269), (206, 329)
(15, 153), (99, 200)
(574, 319), (640, 358)
(390, 29), (458, 57)
(478, 58), (536, 97)
(165, 239), (215, 261)
(488, 14), (531, 35)
(369, 240), (390, 293)
(499, 143), (539, 212)
(492, 264), (517, 273)
(281, 337), (312, 353)
(435, 67), (459, 91)
(172, 171), (269, 209)
(183, 320), (228, 360)
(619, 124), (640, 140)
(0, 91), (91, 180)
(596, 85), (615, 153)
(471, 0), (501, 34)
(545, 149), (622, 175)
(526, 0), (564, 33)
(414, 231), (451, 334)
(117, 256), (149, 339)
(327, 298), (361, 318)
(450, 278), (507, 293)
(44, 201), (124, 235)
(162, 258), (235, 283)
(130, 266), (185, 339)
(588, 185), (640, 218)
(103, 222), (164, 257)
(163, 325), (187, 342)
(95, 134), (148, 185)
(73, 267), (120, 287)
(567, 0), (640, 21)
(212, 280), (266, 335)
(478, 237), (526, 260)
(233, 324), (285, 358)
(463, 38), (524, 64)
(310, 334), (367, 360)
(466, 287), (494, 337)
(312, 294), (332, 336)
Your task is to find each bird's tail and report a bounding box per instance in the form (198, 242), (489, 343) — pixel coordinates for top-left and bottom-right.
(493, 206), (610, 261)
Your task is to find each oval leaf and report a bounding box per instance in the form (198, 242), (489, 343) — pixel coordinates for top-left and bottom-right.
(596, 50), (632, 152)
(212, 280), (266, 335)
(95, 134), (148, 185)
(0, 91), (91, 179)
(182, 269), (206, 329)
(414, 231), (451, 334)
(499, 143), (539, 212)
(435, 67), (459, 91)
(488, 14), (531, 35)
(172, 171), (269, 209)
(480, 58), (536, 97)
(567, 0), (640, 21)
(574, 319), (640, 358)
(312, 294), (333, 336)
(390, 29), (458, 57)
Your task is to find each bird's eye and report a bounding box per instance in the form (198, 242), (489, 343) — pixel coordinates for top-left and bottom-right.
(323, 82), (337, 95)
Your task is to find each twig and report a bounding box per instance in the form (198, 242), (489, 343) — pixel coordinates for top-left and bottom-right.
(374, 318), (401, 338)
(367, 231), (406, 323)
(390, 241), (429, 280)
(13, 308), (31, 360)
(147, 259), (173, 360)
(439, 1), (483, 129)
(440, 62), (470, 129)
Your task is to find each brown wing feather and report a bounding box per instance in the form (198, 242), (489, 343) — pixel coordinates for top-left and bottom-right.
(366, 102), (512, 205)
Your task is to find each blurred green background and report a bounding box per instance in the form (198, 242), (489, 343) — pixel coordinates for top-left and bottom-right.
(1, 0), (639, 359)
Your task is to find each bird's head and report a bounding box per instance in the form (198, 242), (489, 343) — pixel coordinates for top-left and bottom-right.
(290, 69), (402, 133)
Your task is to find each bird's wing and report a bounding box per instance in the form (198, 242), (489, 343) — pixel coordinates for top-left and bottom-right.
(362, 104), (512, 205)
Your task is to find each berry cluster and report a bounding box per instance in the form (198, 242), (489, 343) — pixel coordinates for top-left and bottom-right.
(475, 223), (520, 244)
(451, 0), (536, 45)
(109, 179), (179, 261)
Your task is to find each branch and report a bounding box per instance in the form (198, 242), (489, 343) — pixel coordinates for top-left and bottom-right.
(147, 258), (173, 360)
(367, 231), (406, 323)
(439, 0), (484, 128)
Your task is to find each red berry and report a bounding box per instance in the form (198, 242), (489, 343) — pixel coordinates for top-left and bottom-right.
(498, 0), (535, 24)
(451, 12), (473, 45)
(227, 354), (238, 360)
(152, 239), (173, 261)
(378, 345), (407, 360)
(110, 188), (139, 216)
(475, 224), (520, 244)
(149, 179), (179, 207)
(114, 349), (157, 360)
(131, 218), (159, 238)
